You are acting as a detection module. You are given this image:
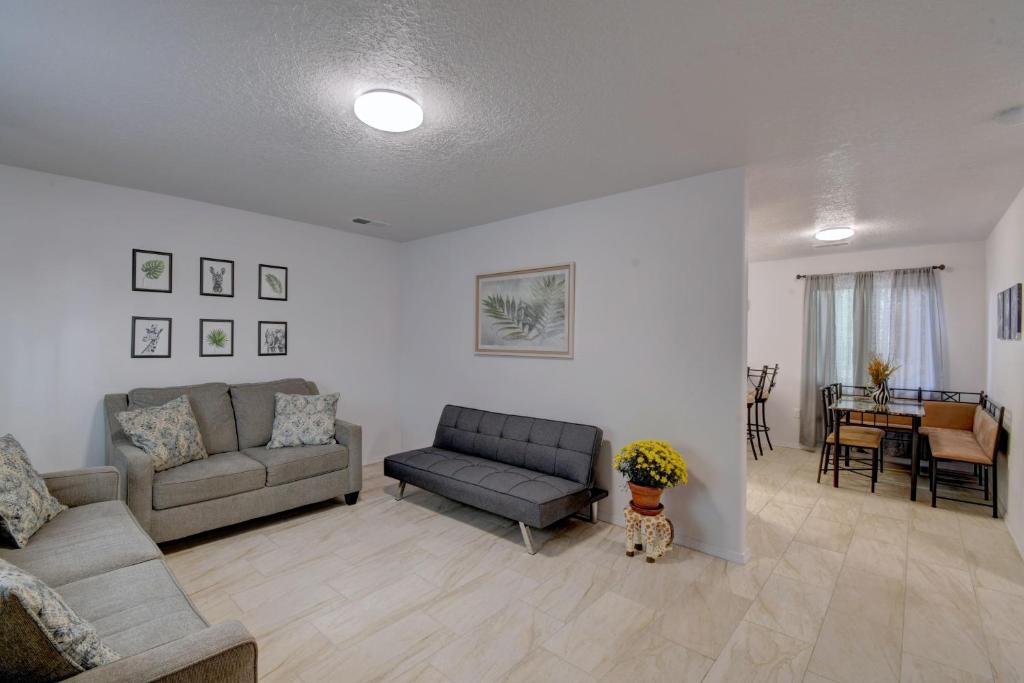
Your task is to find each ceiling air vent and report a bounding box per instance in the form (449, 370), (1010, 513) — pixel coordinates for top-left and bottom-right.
(352, 217), (391, 227)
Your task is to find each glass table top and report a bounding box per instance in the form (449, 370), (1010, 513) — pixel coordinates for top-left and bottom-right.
(829, 396), (926, 418)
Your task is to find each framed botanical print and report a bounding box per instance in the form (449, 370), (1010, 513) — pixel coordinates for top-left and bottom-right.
(200, 257), (235, 297)
(200, 319), (234, 357)
(132, 249), (172, 293)
(131, 316), (171, 358)
(258, 264), (288, 301)
(258, 321), (287, 356)
(475, 263), (575, 358)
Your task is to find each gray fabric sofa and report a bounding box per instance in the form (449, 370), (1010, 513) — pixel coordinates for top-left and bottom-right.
(384, 405), (604, 554)
(104, 378), (361, 543)
(0, 467), (257, 682)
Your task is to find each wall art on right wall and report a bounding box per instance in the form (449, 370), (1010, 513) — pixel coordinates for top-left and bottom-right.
(997, 283), (1022, 341)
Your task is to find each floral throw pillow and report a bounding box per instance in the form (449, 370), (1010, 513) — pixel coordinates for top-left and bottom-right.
(0, 558), (119, 677)
(0, 434), (66, 548)
(267, 393), (339, 448)
(117, 395), (208, 472)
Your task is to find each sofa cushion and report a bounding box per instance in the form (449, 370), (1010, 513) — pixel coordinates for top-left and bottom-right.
(432, 405), (601, 486)
(57, 559), (206, 658)
(152, 452), (265, 510)
(267, 393), (339, 448)
(1, 434), (66, 548)
(129, 382), (238, 455)
(920, 401), (978, 432)
(244, 444), (348, 487)
(230, 378), (314, 449)
(0, 501), (160, 587)
(384, 447), (589, 528)
(117, 396), (209, 472)
(0, 558), (119, 679)
(926, 427), (990, 464)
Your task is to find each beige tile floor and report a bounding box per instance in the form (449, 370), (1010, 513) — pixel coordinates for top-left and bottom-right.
(163, 446), (1024, 682)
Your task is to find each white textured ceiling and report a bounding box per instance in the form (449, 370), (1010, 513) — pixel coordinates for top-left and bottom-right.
(2, 1), (1024, 258)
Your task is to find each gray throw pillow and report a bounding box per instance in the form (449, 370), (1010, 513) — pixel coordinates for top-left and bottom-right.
(0, 558), (119, 679)
(117, 395), (208, 472)
(0, 435), (66, 548)
(267, 393), (339, 448)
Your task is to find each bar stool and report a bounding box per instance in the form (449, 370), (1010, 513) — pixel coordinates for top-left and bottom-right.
(753, 364), (779, 453)
(747, 366), (768, 459)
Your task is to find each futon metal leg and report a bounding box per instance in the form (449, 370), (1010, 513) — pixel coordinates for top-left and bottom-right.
(992, 458), (999, 519)
(931, 458), (938, 508)
(984, 467), (990, 501)
(394, 481), (406, 501)
(519, 522), (537, 555)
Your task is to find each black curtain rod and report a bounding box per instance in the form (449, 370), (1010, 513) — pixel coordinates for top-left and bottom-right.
(795, 264), (945, 280)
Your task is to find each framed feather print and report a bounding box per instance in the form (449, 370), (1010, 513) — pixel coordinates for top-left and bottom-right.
(475, 263), (574, 358)
(258, 264), (288, 301)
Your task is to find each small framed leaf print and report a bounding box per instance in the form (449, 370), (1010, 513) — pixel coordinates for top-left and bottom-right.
(200, 319), (234, 357)
(258, 264), (288, 301)
(132, 249), (172, 293)
(200, 257), (235, 297)
(131, 316), (172, 358)
(258, 321), (287, 356)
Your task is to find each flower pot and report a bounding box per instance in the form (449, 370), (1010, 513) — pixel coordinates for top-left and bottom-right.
(628, 482), (665, 516)
(872, 380), (891, 406)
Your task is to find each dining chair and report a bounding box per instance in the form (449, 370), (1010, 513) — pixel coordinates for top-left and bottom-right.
(746, 366), (768, 459)
(817, 384), (885, 492)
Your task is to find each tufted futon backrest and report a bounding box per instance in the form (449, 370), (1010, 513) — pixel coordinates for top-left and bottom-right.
(433, 405), (603, 487)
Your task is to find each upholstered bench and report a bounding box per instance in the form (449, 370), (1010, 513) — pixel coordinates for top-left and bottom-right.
(383, 405), (606, 554)
(924, 400), (1004, 517)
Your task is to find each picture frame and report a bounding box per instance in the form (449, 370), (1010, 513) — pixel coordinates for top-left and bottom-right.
(200, 319), (234, 357)
(258, 264), (288, 301)
(998, 283), (1022, 341)
(475, 263), (575, 358)
(131, 316), (172, 358)
(258, 321), (287, 356)
(132, 249), (172, 293)
(200, 257), (235, 297)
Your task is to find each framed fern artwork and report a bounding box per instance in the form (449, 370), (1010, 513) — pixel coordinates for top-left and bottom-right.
(258, 264), (288, 301)
(132, 249), (172, 293)
(475, 263), (575, 358)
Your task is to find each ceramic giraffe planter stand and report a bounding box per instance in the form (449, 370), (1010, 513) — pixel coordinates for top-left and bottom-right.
(624, 506), (674, 563)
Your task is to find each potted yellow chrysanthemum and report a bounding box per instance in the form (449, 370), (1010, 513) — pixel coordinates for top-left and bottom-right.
(613, 440), (687, 515)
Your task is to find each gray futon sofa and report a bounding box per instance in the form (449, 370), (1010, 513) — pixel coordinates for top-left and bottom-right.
(384, 405), (605, 554)
(104, 378), (361, 543)
(0, 467), (257, 681)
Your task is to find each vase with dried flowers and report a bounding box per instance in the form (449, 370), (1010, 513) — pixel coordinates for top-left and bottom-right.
(614, 440), (687, 515)
(866, 355), (899, 405)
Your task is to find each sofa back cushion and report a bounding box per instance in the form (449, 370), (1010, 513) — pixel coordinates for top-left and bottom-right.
(433, 405), (602, 486)
(921, 401), (977, 431)
(129, 382), (238, 454)
(0, 558), (119, 680)
(973, 406), (1000, 457)
(230, 379), (316, 449)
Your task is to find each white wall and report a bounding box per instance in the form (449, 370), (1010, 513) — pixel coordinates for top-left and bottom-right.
(398, 169), (749, 562)
(0, 164), (403, 472)
(747, 242), (988, 448)
(986, 185), (1024, 551)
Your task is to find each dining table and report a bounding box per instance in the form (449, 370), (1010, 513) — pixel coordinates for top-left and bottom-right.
(828, 396), (927, 499)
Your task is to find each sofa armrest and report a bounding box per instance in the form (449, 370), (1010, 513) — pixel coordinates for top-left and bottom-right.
(108, 440), (154, 533)
(71, 620), (256, 683)
(41, 467), (120, 507)
(336, 419), (362, 492)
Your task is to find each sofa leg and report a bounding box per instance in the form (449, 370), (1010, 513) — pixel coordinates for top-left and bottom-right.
(589, 501), (599, 524)
(394, 481), (406, 501)
(344, 491), (360, 505)
(519, 522), (537, 555)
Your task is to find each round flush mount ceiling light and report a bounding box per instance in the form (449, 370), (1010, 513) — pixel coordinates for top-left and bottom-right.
(814, 226), (856, 242)
(353, 90), (423, 132)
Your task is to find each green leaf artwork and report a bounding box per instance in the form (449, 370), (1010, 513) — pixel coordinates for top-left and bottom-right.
(264, 273), (283, 295)
(482, 275), (566, 342)
(141, 259), (165, 280)
(206, 329), (228, 348)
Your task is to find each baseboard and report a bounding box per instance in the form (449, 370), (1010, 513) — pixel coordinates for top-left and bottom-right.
(1008, 515), (1024, 560)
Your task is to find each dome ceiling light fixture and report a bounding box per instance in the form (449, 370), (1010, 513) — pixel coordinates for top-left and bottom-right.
(814, 226), (856, 242)
(353, 90), (423, 132)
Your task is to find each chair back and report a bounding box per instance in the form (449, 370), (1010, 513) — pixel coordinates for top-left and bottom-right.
(973, 402), (1005, 459)
(747, 366), (768, 403)
(820, 384), (837, 435)
(759, 364), (780, 400)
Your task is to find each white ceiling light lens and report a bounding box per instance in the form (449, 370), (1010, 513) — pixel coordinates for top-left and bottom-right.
(814, 226), (856, 242)
(353, 90), (423, 132)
